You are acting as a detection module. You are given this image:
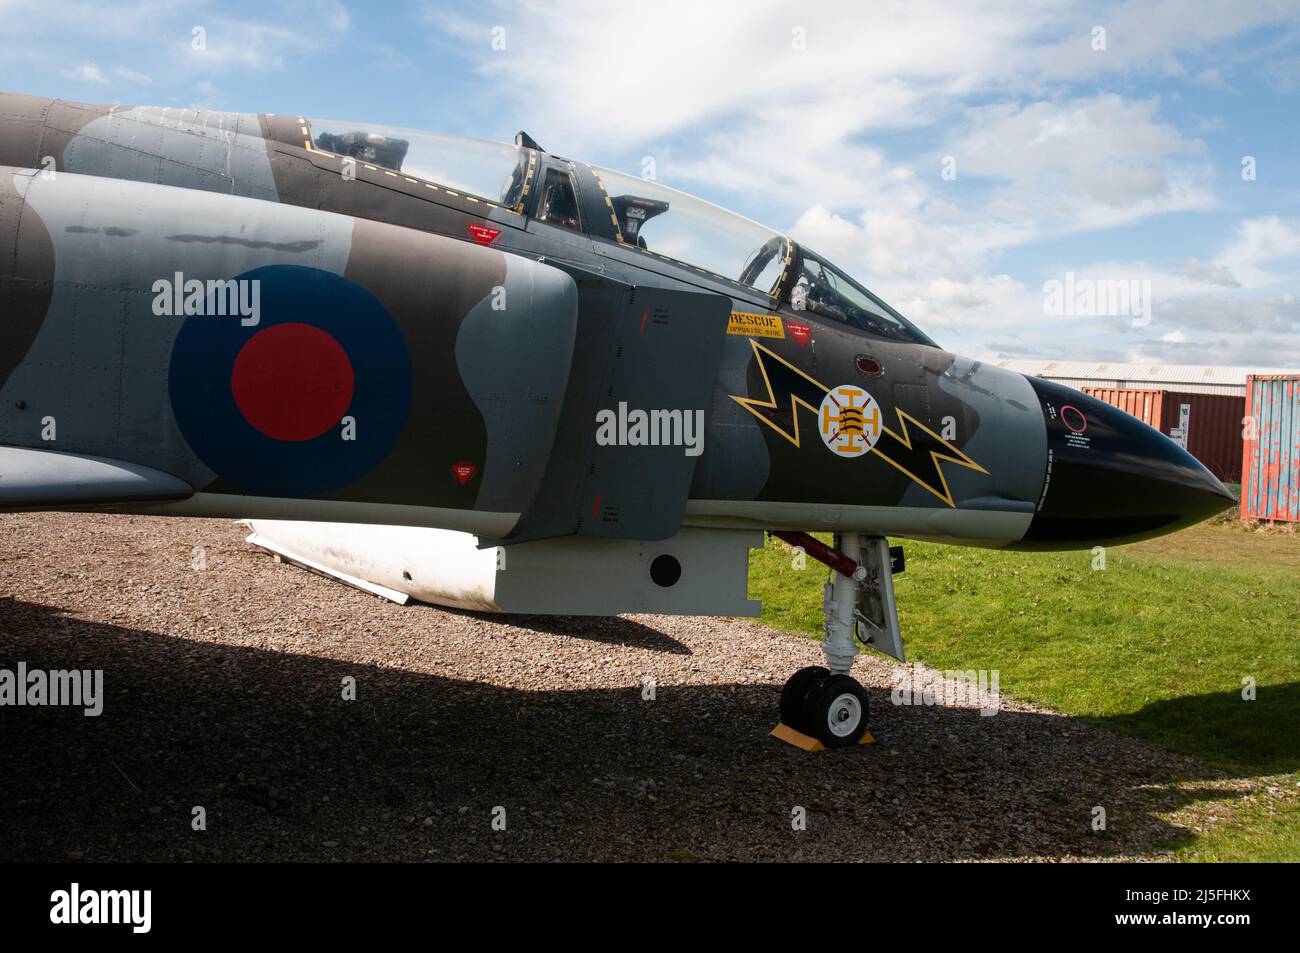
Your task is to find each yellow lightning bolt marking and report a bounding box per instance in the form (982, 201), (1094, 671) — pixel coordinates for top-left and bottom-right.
(876, 405), (989, 507)
(730, 339), (989, 508)
(729, 340), (827, 448)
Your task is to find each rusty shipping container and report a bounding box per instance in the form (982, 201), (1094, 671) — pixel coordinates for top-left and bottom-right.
(1082, 387), (1245, 483)
(1242, 374), (1300, 523)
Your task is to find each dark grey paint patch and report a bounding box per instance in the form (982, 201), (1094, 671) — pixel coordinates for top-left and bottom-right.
(65, 225), (139, 236)
(166, 233), (322, 252)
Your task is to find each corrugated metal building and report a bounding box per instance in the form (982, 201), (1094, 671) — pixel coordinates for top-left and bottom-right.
(1083, 388), (1245, 482)
(993, 359), (1298, 397)
(1242, 374), (1300, 523)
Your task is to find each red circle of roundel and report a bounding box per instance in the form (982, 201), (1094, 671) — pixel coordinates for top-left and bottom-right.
(170, 265), (412, 498)
(230, 322), (355, 442)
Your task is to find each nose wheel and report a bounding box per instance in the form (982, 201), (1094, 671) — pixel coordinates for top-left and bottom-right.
(770, 531), (905, 750)
(779, 665), (828, 731)
(780, 667), (870, 747)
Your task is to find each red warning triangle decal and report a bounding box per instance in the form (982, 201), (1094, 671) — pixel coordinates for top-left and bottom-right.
(467, 224), (500, 245)
(451, 462), (478, 485)
(786, 321), (811, 347)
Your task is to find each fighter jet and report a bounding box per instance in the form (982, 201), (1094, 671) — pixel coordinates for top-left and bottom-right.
(0, 92), (1234, 746)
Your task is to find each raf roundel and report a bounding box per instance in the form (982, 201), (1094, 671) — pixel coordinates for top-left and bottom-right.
(169, 265), (413, 497)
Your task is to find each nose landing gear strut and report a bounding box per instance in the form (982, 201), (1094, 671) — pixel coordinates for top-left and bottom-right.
(771, 531), (905, 749)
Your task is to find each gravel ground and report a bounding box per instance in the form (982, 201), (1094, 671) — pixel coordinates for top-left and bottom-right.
(0, 512), (1228, 862)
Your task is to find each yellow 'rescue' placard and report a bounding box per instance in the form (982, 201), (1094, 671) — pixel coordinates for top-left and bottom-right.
(727, 310), (785, 339)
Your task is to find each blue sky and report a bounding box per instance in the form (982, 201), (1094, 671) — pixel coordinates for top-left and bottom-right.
(3, 0), (1300, 366)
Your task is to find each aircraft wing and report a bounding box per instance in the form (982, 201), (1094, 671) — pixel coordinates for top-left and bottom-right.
(0, 446), (193, 510)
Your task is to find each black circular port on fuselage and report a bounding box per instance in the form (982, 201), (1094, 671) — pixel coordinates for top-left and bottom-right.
(855, 354), (883, 377)
(650, 554), (681, 588)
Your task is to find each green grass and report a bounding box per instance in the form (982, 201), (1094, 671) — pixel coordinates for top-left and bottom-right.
(748, 519), (1300, 860)
(1178, 795), (1300, 862)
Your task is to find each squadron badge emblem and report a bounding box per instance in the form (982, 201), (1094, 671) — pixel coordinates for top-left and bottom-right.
(818, 385), (882, 457)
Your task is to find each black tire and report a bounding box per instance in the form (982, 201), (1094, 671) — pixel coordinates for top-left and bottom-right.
(779, 666), (829, 732)
(802, 674), (870, 748)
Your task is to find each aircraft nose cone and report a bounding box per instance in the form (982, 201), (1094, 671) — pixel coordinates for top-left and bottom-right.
(1018, 378), (1236, 549)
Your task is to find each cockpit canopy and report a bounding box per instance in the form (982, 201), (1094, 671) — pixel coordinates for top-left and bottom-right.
(308, 117), (530, 209)
(304, 117), (935, 346)
(592, 167), (789, 296)
(788, 247), (936, 347)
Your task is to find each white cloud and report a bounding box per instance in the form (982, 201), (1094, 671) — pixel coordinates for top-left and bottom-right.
(1127, 332), (1300, 367)
(0, 0), (184, 40)
(1027, 242), (1300, 366)
(423, 1), (1065, 154)
(190, 78), (223, 106)
(63, 61), (108, 83)
(1213, 216), (1300, 288)
(1155, 291), (1300, 336)
(1174, 258), (1239, 288)
(61, 61), (153, 85)
(111, 66), (152, 84)
(416, 0), (1300, 367)
(425, 0), (1300, 153)
(183, 4), (350, 71)
(1027, 0), (1300, 82)
(947, 95), (1213, 228)
(767, 93), (1218, 349)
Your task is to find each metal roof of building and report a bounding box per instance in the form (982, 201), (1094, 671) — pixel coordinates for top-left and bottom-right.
(991, 359), (1300, 395)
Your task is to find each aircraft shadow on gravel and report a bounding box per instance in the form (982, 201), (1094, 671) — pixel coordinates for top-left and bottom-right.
(0, 599), (1274, 862)
(435, 605), (693, 655)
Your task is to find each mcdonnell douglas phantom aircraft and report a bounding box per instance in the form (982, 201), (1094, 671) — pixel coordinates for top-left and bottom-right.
(0, 93), (1234, 746)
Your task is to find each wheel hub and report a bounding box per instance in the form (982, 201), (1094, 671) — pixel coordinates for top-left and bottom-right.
(826, 692), (862, 737)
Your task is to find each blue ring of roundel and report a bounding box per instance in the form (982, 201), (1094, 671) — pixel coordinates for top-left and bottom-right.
(168, 264), (413, 497)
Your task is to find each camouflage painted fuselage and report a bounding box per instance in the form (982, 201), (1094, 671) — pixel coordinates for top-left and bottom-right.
(0, 92), (1233, 549)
